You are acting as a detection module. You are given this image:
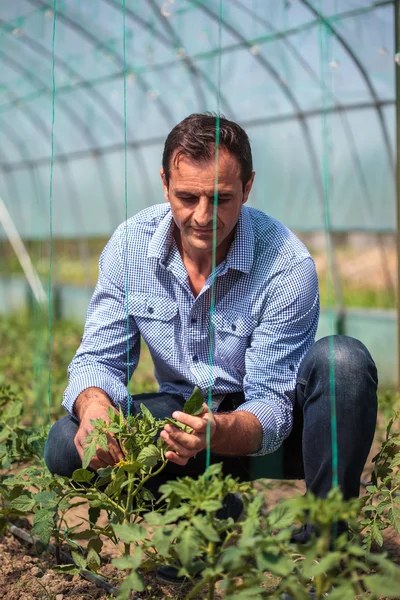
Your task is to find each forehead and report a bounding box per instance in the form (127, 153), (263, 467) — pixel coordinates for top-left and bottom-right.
(169, 149), (241, 187)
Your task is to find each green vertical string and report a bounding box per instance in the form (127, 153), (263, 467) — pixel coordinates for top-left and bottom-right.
(318, 6), (338, 490)
(47, 0), (57, 423)
(122, 0), (131, 421)
(206, 0), (223, 472)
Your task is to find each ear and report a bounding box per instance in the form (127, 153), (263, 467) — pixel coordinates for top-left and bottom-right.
(160, 168), (170, 202)
(242, 172), (255, 204)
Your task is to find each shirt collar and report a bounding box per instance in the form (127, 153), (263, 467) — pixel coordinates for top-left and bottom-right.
(147, 209), (175, 264)
(225, 206), (254, 274)
(147, 205), (254, 274)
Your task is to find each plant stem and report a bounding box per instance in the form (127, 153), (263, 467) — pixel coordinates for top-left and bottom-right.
(206, 541), (215, 600)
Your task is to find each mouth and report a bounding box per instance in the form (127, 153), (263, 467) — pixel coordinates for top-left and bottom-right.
(191, 228), (215, 235)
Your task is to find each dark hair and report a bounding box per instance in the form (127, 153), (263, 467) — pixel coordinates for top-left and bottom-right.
(162, 112), (253, 187)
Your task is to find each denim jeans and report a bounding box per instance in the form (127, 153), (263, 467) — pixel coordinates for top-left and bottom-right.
(44, 335), (378, 500)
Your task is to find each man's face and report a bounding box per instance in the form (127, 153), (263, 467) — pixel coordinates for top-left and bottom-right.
(160, 149), (254, 255)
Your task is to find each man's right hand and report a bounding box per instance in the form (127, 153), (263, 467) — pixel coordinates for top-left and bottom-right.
(73, 387), (125, 471)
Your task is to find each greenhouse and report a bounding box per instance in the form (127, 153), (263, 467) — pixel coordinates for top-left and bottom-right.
(0, 1), (399, 599)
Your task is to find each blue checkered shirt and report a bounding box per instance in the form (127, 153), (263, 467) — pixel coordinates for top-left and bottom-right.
(63, 203), (319, 456)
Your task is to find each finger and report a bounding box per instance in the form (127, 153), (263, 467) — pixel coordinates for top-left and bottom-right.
(162, 427), (202, 451)
(107, 434), (124, 462)
(165, 450), (189, 466)
(96, 448), (115, 466)
(171, 410), (213, 432)
(160, 431), (196, 458)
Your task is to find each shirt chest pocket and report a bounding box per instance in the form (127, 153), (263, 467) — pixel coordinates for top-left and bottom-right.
(129, 293), (178, 361)
(212, 311), (257, 372)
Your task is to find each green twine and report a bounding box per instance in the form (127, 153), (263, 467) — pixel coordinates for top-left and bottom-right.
(122, 0), (131, 422)
(206, 0), (223, 473)
(318, 3), (338, 490)
(47, 0), (57, 424)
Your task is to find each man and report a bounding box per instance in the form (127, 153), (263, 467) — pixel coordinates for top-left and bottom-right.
(45, 113), (377, 568)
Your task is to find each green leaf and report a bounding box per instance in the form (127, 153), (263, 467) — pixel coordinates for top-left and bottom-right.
(83, 439), (97, 469)
(96, 466), (113, 479)
(139, 403), (155, 426)
(70, 529), (95, 540)
(113, 523), (147, 544)
(164, 417), (193, 433)
(32, 510), (54, 545)
(72, 550), (87, 570)
(371, 521), (384, 546)
(256, 551), (294, 577)
(268, 504), (295, 529)
(202, 500), (223, 513)
(325, 582), (355, 600)
(117, 571), (145, 598)
(136, 445), (161, 468)
(389, 505), (400, 533)
(72, 468), (95, 483)
(9, 494), (35, 512)
(152, 528), (174, 557)
(120, 461), (142, 474)
(184, 386), (204, 416)
(308, 552), (342, 576)
(364, 574), (400, 598)
(192, 515), (220, 542)
(175, 527), (201, 568)
(2, 400), (23, 421)
(34, 491), (57, 506)
(113, 548), (143, 572)
(87, 537), (103, 554)
(86, 547), (101, 572)
(52, 564), (80, 575)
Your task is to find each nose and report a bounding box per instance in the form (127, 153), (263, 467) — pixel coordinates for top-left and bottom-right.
(193, 196), (214, 228)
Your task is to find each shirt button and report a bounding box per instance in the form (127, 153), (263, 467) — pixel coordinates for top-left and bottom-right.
(193, 355), (199, 362)
(147, 307), (154, 314)
(231, 324), (236, 331)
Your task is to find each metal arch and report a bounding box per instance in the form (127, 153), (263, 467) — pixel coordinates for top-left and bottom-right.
(0, 48), (118, 228)
(0, 100), (394, 171)
(25, 0), (176, 128)
(145, 0), (206, 110)
(101, 0), (204, 110)
(0, 17), (156, 206)
(100, 0), (236, 117)
(300, 0), (395, 175)
(187, 0), (345, 308)
(230, 0), (396, 299)
(0, 85), (91, 264)
(0, 125), (26, 232)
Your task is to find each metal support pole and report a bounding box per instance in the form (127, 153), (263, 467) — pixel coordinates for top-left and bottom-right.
(395, 0), (400, 389)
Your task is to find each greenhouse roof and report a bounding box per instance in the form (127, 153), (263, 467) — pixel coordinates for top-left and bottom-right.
(0, 0), (396, 237)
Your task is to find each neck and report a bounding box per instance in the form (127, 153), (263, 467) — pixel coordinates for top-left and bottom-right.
(174, 227), (235, 278)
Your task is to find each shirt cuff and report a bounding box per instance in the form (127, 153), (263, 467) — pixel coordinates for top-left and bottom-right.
(234, 399), (292, 457)
(62, 371), (128, 416)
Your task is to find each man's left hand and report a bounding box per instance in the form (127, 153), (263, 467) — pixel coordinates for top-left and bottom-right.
(160, 402), (216, 466)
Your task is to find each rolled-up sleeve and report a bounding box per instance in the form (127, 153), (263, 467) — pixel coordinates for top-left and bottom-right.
(235, 257), (319, 456)
(62, 226), (140, 415)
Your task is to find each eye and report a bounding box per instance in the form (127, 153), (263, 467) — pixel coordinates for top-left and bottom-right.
(179, 195), (197, 203)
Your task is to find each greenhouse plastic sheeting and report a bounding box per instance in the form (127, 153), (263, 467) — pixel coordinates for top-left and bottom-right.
(0, 0), (396, 239)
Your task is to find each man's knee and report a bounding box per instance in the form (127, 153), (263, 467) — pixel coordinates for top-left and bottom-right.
(44, 415), (81, 477)
(301, 335), (377, 382)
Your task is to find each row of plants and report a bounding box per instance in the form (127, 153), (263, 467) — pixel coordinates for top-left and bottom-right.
(0, 312), (157, 424)
(1, 381), (400, 599)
